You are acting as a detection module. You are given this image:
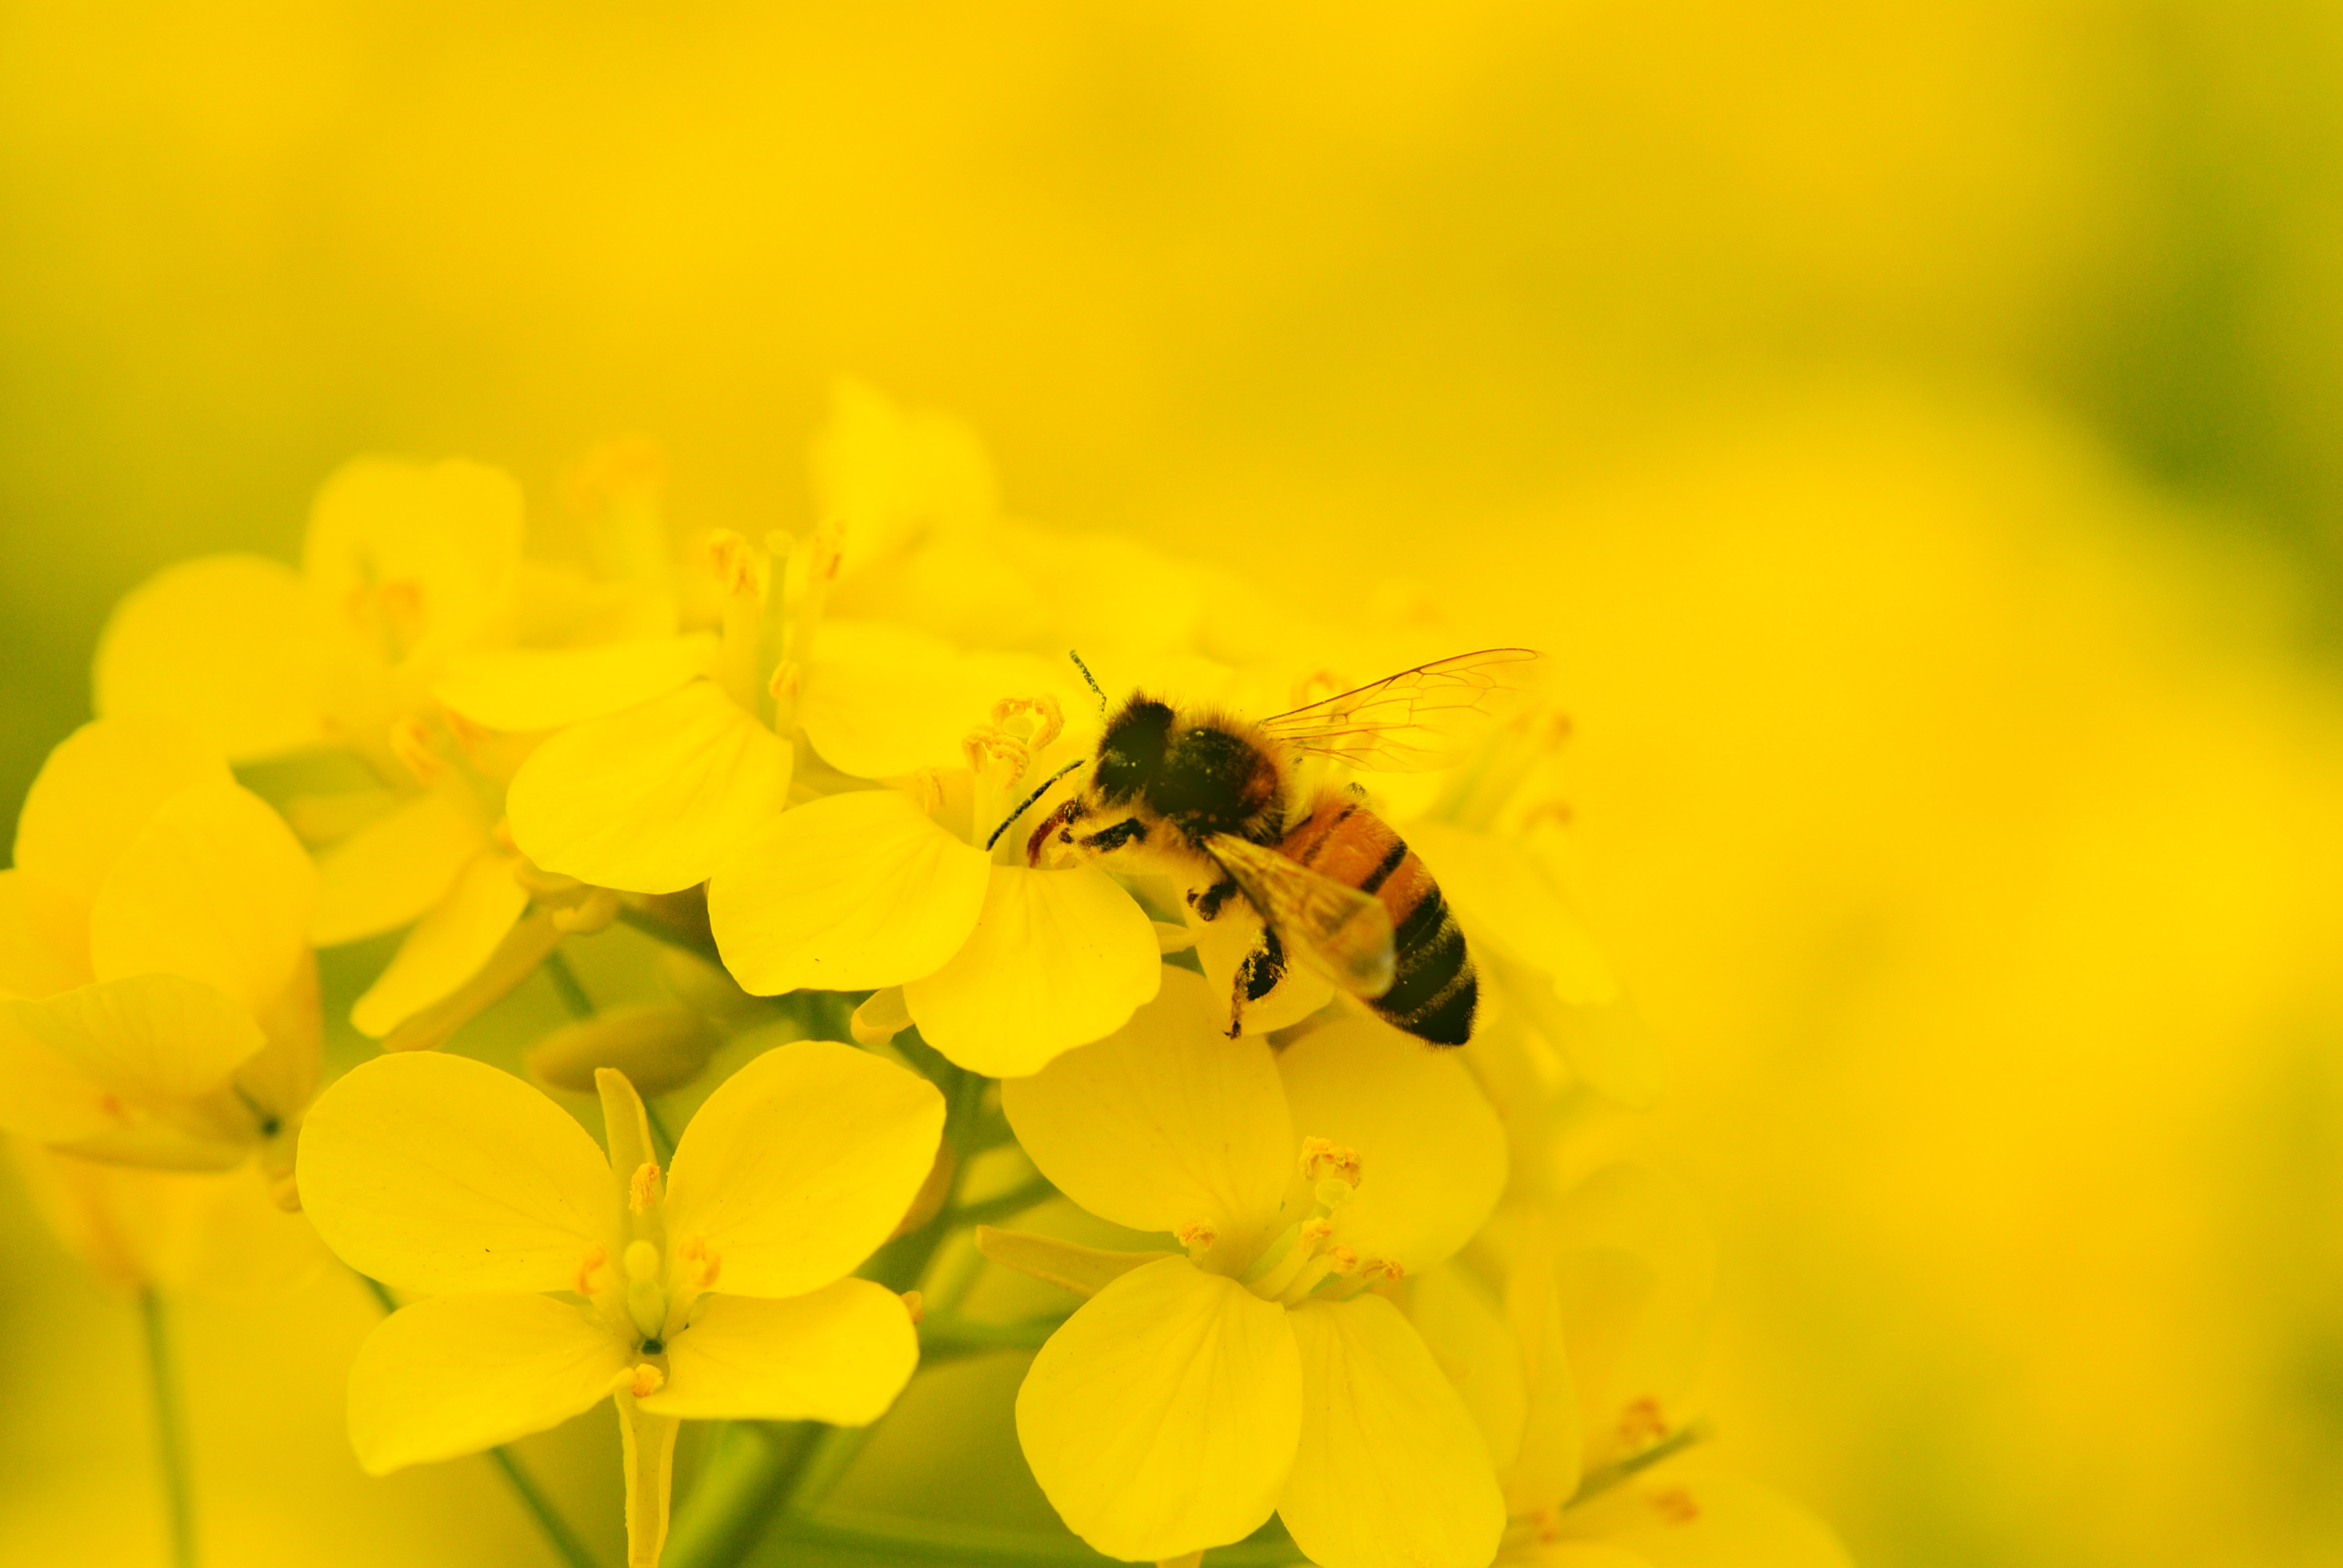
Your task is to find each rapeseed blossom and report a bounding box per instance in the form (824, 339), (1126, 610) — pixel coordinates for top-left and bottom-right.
(296, 1042), (943, 1566)
(17, 388), (1853, 1568)
(709, 696), (1159, 1077)
(0, 717), (321, 1215)
(92, 458), (708, 1040)
(981, 967), (1510, 1568)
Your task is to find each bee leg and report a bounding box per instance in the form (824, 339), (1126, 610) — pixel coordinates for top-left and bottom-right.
(1227, 927), (1286, 1038)
(1187, 878), (1239, 923)
(1077, 817), (1147, 855)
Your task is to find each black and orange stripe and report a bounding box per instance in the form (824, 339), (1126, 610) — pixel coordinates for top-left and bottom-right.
(1279, 792), (1478, 1046)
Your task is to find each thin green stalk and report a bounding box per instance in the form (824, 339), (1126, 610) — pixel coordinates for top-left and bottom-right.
(1564, 1420), (1712, 1509)
(355, 1273), (601, 1568)
(139, 1288), (197, 1568)
(915, 1313), (1066, 1356)
(644, 1099), (677, 1164)
(485, 1446), (603, 1568)
(544, 946), (597, 1018)
(947, 1174), (1056, 1227)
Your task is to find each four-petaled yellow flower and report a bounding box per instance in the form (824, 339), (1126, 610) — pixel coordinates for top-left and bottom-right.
(989, 967), (1510, 1568)
(92, 456), (715, 1039)
(710, 697), (1159, 1078)
(0, 718), (326, 1292)
(295, 1042), (944, 1567)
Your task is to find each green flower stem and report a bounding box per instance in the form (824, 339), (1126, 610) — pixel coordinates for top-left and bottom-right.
(139, 1288), (197, 1568)
(947, 1175), (1057, 1227)
(1564, 1420), (1713, 1509)
(644, 1099), (678, 1164)
(355, 1274), (601, 1568)
(485, 1445), (603, 1568)
(915, 1313), (1066, 1356)
(544, 947), (597, 1018)
(661, 1421), (818, 1568)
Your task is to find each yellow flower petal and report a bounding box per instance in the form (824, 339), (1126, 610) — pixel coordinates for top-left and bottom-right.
(94, 554), (336, 761)
(798, 620), (1059, 779)
(1410, 1263), (1531, 1473)
(298, 1052), (625, 1295)
(1556, 1464), (1853, 1568)
(433, 634), (718, 732)
(1001, 967), (1293, 1248)
(663, 1040), (944, 1299)
(507, 681), (793, 894)
(13, 718), (230, 911)
(903, 865), (1160, 1078)
(87, 780), (318, 1017)
(707, 789), (991, 996)
(1279, 1295), (1507, 1568)
(348, 1293), (629, 1474)
(312, 786), (487, 946)
(645, 1278), (918, 1424)
(1496, 960), (1668, 1113)
(1501, 1228), (1585, 1516)
(1278, 1017), (1507, 1272)
(8, 972), (261, 1107)
(1016, 1256), (1303, 1562)
(348, 850), (529, 1039)
(303, 457), (525, 652)
(0, 1006), (141, 1146)
(0, 869), (94, 999)
(8, 1141), (324, 1294)
(1549, 1167), (1716, 1449)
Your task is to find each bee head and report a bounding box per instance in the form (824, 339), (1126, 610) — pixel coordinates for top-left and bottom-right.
(1093, 696), (1174, 806)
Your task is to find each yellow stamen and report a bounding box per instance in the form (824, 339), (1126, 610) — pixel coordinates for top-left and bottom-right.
(1298, 1136), (1362, 1186)
(629, 1162), (662, 1214)
(388, 716), (444, 786)
(628, 1363), (665, 1400)
(576, 1244), (608, 1296)
(707, 529), (757, 597)
(676, 1236), (722, 1292)
(1174, 1220), (1218, 1259)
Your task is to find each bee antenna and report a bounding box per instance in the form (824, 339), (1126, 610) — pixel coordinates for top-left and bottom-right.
(985, 758), (1086, 852)
(1068, 649), (1107, 717)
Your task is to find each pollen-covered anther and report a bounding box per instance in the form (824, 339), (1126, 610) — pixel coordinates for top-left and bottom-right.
(768, 660), (801, 705)
(1298, 1136), (1362, 1187)
(708, 529), (758, 597)
(629, 1161), (662, 1213)
(1174, 1219), (1218, 1255)
(628, 1363), (665, 1400)
(1297, 1217), (1334, 1249)
(1649, 1488), (1700, 1526)
(1617, 1395), (1667, 1449)
(961, 725), (1029, 780)
(576, 1243), (608, 1296)
(388, 715), (444, 786)
(676, 1235), (722, 1292)
(1326, 1245), (1360, 1275)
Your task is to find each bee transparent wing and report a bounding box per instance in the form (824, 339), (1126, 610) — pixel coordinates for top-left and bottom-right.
(1204, 832), (1396, 998)
(1256, 647), (1542, 772)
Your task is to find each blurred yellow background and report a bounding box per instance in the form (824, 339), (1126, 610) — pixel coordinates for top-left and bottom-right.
(5, 3), (2343, 1566)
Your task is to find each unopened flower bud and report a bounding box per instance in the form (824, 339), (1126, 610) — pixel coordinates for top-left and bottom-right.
(527, 1004), (719, 1098)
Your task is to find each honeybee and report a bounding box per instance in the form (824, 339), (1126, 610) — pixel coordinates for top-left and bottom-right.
(1022, 649), (1540, 1046)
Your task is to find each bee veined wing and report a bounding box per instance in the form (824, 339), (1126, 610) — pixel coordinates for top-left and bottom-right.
(1256, 647), (1542, 772)
(1204, 833), (1396, 998)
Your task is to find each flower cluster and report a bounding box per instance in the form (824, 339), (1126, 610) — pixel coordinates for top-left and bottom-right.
(5, 383), (1852, 1568)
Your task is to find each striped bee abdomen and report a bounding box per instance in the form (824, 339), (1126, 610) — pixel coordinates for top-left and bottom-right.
(1280, 794), (1478, 1046)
